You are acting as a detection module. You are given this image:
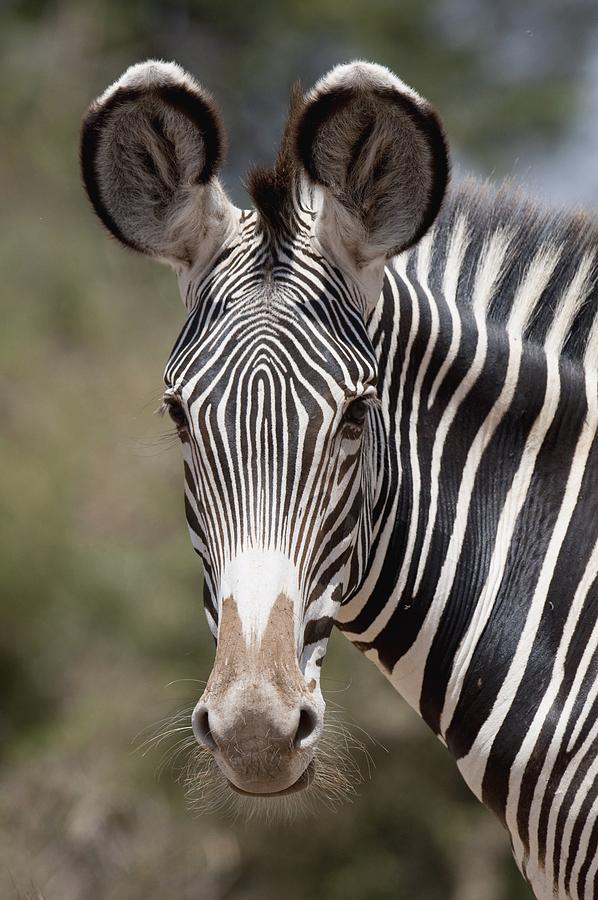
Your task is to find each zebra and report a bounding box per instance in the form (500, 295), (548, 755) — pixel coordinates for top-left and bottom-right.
(80, 59), (598, 899)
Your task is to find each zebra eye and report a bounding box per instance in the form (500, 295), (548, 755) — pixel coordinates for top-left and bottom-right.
(164, 397), (188, 431)
(343, 398), (369, 430)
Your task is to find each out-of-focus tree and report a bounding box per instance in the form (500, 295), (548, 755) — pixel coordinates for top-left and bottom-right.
(2, 0), (597, 197)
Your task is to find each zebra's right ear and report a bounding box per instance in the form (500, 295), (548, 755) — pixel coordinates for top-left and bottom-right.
(80, 61), (238, 271)
(294, 61), (449, 272)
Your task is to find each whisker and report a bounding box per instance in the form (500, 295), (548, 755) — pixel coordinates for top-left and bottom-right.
(131, 704), (195, 753)
(164, 678), (208, 688)
(129, 430), (180, 457)
(137, 725), (193, 757)
(132, 696), (378, 822)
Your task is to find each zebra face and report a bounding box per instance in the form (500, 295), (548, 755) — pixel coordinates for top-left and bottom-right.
(81, 60), (447, 798)
(164, 228), (380, 794)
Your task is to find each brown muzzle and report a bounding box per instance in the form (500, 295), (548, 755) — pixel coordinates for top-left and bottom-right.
(192, 593), (322, 795)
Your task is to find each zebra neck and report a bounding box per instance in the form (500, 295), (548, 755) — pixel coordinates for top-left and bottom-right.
(338, 241), (598, 789)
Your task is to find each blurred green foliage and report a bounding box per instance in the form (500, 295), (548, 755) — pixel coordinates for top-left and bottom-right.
(1, 1), (596, 897)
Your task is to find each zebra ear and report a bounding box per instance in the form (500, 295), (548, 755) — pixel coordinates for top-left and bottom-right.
(295, 61), (449, 268)
(80, 61), (238, 270)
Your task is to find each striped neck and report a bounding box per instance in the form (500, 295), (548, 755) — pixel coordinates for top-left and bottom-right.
(338, 180), (598, 796)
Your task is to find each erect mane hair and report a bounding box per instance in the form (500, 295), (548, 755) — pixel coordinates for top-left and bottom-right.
(245, 83), (306, 238)
(428, 178), (598, 366)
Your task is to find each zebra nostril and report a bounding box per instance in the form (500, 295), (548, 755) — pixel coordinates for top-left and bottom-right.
(192, 704), (218, 752)
(293, 706), (318, 749)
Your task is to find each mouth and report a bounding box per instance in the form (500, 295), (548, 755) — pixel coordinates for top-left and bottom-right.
(226, 760), (316, 797)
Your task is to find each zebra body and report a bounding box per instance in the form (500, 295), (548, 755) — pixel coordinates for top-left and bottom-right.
(339, 184), (598, 898)
(81, 59), (598, 899)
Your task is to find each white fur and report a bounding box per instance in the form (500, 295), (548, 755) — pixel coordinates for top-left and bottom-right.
(312, 60), (426, 113)
(219, 548), (301, 646)
(97, 59), (201, 105)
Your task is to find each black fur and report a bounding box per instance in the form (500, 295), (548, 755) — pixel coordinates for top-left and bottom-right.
(245, 82), (305, 237)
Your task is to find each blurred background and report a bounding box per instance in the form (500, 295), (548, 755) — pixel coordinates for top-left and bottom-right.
(2, 1), (598, 898)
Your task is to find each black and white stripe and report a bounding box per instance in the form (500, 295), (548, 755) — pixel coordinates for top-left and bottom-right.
(336, 181), (598, 899)
(165, 210), (379, 654)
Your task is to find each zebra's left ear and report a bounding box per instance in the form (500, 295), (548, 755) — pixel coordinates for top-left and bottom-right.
(295, 61), (449, 273)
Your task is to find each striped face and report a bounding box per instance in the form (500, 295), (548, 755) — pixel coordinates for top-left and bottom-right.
(164, 215), (379, 794)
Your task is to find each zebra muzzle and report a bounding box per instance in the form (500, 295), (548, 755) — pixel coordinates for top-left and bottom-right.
(191, 593), (324, 795)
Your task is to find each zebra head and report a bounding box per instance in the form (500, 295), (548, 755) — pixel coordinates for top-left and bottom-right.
(81, 60), (448, 798)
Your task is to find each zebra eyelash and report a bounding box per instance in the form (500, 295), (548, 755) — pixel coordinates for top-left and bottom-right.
(343, 392), (382, 416)
(157, 399), (177, 419)
(158, 394), (189, 432)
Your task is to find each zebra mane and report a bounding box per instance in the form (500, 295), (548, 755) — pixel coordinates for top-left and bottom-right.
(429, 178), (598, 365)
(245, 82), (306, 238)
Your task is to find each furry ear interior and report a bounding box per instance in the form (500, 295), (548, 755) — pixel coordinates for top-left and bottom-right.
(80, 60), (237, 269)
(295, 61), (449, 267)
